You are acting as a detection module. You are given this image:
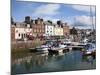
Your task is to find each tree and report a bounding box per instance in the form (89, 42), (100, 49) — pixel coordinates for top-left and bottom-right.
(57, 20), (61, 25)
(47, 20), (52, 24)
(11, 17), (14, 24)
(70, 27), (77, 35)
(35, 20), (38, 24)
(70, 27), (78, 42)
(57, 20), (64, 27)
(24, 16), (32, 24)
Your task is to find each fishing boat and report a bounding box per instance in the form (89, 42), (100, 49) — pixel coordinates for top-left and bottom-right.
(62, 39), (72, 46)
(48, 41), (67, 54)
(29, 44), (50, 53)
(35, 45), (49, 53)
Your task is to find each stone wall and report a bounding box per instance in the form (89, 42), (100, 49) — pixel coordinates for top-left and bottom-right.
(11, 39), (45, 51)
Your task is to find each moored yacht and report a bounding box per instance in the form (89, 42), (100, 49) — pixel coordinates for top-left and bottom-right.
(83, 43), (96, 56)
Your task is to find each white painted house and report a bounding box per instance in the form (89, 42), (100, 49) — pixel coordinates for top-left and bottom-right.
(14, 23), (32, 40)
(45, 22), (54, 36)
(15, 27), (32, 40)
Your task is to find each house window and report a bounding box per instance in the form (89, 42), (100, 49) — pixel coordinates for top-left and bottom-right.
(42, 29), (44, 32)
(24, 34), (26, 37)
(18, 33), (20, 37)
(34, 29), (36, 32)
(21, 34), (24, 39)
(16, 30), (18, 33)
(37, 29), (39, 32)
(42, 26), (44, 29)
(40, 30), (41, 32)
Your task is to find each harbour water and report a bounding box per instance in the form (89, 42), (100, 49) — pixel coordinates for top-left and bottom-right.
(11, 50), (96, 74)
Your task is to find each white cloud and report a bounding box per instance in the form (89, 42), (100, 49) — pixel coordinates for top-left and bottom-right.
(43, 17), (71, 24)
(61, 15), (96, 29)
(70, 5), (96, 13)
(33, 4), (61, 16)
(43, 17), (60, 23)
(42, 15), (96, 28)
(72, 15), (96, 29)
(75, 15), (95, 25)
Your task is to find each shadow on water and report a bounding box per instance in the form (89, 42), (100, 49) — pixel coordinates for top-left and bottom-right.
(11, 50), (96, 75)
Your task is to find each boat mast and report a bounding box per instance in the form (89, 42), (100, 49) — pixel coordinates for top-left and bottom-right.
(90, 5), (95, 31)
(90, 5), (95, 41)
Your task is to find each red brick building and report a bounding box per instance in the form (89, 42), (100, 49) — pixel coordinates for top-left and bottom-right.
(63, 23), (70, 37)
(32, 18), (45, 38)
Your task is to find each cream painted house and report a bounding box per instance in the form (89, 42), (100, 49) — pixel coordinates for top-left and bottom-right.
(54, 27), (63, 36)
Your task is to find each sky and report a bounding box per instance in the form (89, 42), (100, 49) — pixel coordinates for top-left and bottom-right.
(11, 0), (96, 29)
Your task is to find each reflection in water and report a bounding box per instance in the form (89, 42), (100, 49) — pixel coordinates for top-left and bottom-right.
(12, 51), (96, 74)
(82, 55), (96, 65)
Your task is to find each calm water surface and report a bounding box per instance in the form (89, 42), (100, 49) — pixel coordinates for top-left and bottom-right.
(11, 51), (96, 74)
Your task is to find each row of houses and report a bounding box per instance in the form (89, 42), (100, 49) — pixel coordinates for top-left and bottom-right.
(11, 17), (70, 41)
